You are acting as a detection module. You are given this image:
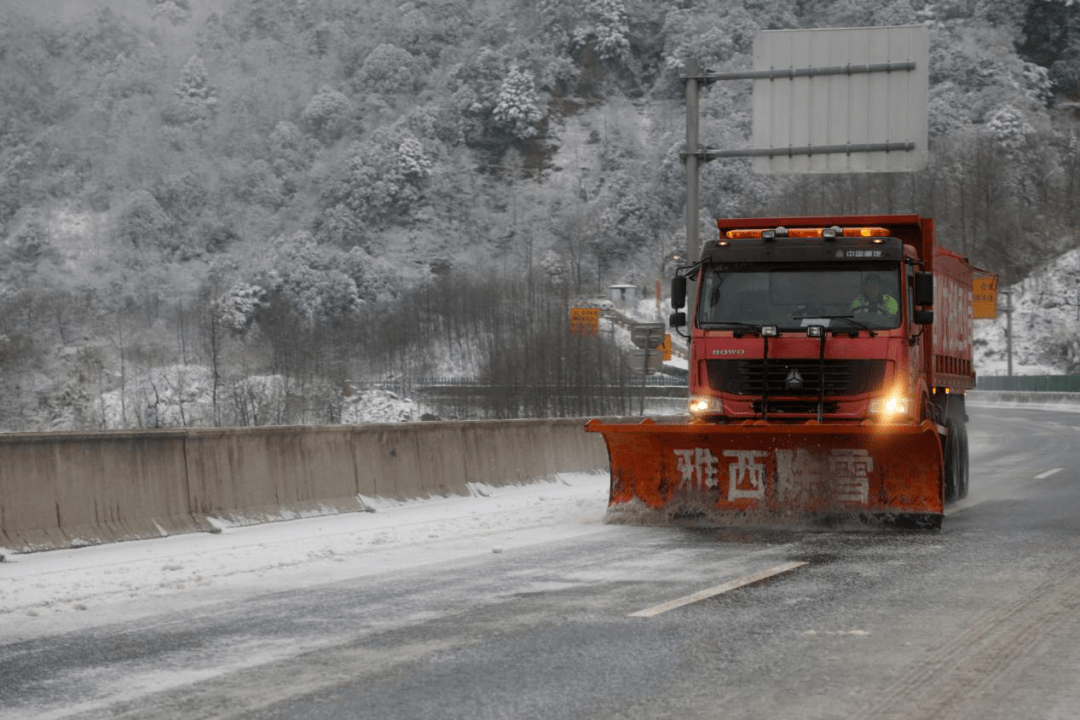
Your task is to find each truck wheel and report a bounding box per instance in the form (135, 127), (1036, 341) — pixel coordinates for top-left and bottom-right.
(943, 420), (960, 503)
(956, 423), (969, 500)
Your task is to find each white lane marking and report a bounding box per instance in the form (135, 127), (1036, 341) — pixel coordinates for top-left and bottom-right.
(1072, 427), (1080, 432)
(628, 561), (808, 618)
(949, 467), (1066, 515)
(944, 499), (981, 516)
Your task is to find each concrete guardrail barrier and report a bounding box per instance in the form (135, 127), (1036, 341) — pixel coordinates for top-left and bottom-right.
(10, 397), (1075, 553)
(0, 419), (611, 553)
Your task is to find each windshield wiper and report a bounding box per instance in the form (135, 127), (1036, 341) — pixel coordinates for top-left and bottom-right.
(699, 320), (768, 336)
(793, 314), (877, 337)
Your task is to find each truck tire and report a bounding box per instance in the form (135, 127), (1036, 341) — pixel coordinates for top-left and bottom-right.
(956, 422), (969, 500)
(943, 420), (960, 503)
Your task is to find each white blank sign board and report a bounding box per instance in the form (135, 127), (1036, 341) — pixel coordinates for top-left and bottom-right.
(751, 25), (928, 174)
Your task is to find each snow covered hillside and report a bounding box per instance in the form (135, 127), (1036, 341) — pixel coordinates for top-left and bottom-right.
(974, 248), (1080, 378)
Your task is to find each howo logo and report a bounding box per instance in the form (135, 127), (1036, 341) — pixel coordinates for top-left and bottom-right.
(711, 349), (746, 356)
(785, 369), (804, 389)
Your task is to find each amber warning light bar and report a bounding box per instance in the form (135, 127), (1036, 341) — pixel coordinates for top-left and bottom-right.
(724, 226), (890, 240)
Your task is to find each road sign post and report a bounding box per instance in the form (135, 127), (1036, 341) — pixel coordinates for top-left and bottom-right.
(629, 349), (664, 374)
(630, 322), (666, 414)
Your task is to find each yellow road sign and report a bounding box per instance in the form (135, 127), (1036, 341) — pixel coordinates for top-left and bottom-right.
(973, 276), (997, 319)
(569, 307), (600, 336)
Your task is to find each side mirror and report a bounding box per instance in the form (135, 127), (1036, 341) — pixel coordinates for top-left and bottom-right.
(671, 275), (686, 310)
(914, 272), (934, 306)
(669, 311), (687, 329)
(914, 309), (934, 325)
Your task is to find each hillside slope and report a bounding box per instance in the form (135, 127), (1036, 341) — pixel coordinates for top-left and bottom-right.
(1, 0), (1079, 429)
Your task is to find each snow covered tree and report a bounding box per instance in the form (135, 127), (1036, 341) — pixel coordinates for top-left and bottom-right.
(541, 0), (629, 62)
(574, 0), (630, 62)
(269, 232), (360, 323)
(1020, 0), (1080, 96)
(268, 121), (316, 176)
(928, 82), (972, 137)
(152, 0), (191, 25)
(984, 104), (1035, 150)
(318, 128), (433, 233)
(116, 190), (173, 251)
(929, 21), (1054, 132)
(353, 43), (417, 95)
(175, 54), (214, 103)
(660, 5), (759, 75)
(972, 0), (1029, 31)
(153, 173), (208, 227)
(540, 249), (569, 286)
(162, 55), (217, 127)
(492, 66), (545, 140)
(822, 0), (917, 26)
(300, 85), (353, 144)
(314, 204), (369, 249)
(96, 51), (156, 104)
(446, 48), (510, 147)
(343, 246), (398, 302)
(217, 283), (266, 332)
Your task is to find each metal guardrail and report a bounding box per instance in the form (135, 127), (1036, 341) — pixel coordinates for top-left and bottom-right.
(352, 376), (687, 392)
(365, 376), (1080, 394)
(345, 310), (692, 405)
(977, 376), (1080, 392)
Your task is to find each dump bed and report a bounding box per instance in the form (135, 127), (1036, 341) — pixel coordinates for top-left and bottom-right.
(930, 246), (976, 391)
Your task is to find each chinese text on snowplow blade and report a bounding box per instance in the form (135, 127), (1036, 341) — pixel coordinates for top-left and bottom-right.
(585, 419), (944, 528)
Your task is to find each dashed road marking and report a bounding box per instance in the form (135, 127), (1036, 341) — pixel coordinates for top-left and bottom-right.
(1034, 468), (1064, 479)
(945, 500), (980, 516)
(628, 561), (808, 618)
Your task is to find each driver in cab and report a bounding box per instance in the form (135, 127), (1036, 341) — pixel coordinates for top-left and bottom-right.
(850, 274), (898, 316)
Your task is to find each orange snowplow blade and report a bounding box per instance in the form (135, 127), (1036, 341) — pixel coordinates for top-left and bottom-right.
(586, 419), (944, 529)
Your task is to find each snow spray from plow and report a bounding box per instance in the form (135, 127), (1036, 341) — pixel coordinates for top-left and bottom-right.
(586, 419), (945, 529)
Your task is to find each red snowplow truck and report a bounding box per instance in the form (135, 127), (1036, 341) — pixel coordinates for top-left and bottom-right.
(587, 214), (989, 529)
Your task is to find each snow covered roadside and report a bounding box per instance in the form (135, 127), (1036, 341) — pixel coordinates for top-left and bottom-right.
(967, 395), (1080, 414)
(0, 472), (611, 642)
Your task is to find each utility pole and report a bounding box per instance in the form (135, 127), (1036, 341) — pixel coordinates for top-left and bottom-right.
(1003, 288), (1013, 377)
(684, 59), (701, 267)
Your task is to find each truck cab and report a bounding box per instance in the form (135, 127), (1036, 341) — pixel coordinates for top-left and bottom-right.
(671, 218), (938, 427)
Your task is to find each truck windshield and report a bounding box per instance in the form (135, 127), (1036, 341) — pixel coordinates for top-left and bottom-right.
(696, 265), (902, 331)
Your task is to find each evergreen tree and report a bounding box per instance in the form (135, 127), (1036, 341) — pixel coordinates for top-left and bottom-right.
(162, 55), (217, 127)
(492, 66), (545, 140)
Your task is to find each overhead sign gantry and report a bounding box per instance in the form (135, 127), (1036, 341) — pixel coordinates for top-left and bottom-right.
(682, 25), (930, 263)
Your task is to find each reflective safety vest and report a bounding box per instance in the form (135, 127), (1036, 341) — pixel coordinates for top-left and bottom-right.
(850, 293), (898, 315)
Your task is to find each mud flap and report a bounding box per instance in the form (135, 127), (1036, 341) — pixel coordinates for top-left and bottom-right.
(585, 419), (944, 528)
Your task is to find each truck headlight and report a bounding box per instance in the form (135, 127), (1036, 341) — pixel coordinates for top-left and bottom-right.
(869, 395), (912, 417)
(689, 395), (722, 416)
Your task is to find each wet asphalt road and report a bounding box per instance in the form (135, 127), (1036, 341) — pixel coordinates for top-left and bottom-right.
(4, 402), (1080, 719)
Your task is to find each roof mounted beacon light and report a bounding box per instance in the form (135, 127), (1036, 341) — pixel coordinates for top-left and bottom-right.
(723, 225), (890, 240)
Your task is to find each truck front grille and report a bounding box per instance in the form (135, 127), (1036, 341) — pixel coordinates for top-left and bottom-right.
(750, 399), (840, 414)
(707, 359), (886, 397)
